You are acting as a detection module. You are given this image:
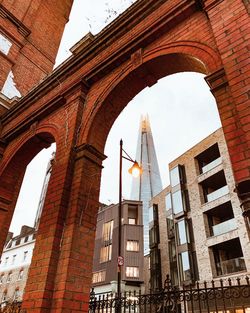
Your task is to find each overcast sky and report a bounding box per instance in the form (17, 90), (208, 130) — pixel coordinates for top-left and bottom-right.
(9, 0), (221, 235)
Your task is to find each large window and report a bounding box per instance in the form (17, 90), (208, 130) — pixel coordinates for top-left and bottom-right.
(100, 245), (112, 263)
(176, 220), (190, 245)
(179, 251), (191, 282)
(126, 266), (139, 278)
(103, 220), (113, 243)
(170, 166), (181, 187)
(92, 271), (106, 283)
(172, 190), (185, 214)
(100, 220), (113, 263)
(126, 240), (139, 251)
(0, 274), (4, 284)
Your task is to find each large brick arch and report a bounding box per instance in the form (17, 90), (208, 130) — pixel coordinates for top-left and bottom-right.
(83, 42), (222, 152)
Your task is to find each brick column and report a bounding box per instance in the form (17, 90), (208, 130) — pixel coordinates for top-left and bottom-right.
(203, 0), (250, 184)
(22, 85), (89, 313)
(50, 143), (106, 312)
(205, 68), (250, 231)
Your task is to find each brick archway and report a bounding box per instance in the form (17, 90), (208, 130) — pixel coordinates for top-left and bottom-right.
(0, 0), (249, 312)
(83, 42), (222, 153)
(0, 130), (55, 253)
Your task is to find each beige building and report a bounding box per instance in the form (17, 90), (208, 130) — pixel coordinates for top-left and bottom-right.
(149, 128), (250, 289)
(0, 226), (36, 306)
(92, 200), (144, 294)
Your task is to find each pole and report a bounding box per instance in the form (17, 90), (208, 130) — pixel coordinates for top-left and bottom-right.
(118, 139), (122, 298)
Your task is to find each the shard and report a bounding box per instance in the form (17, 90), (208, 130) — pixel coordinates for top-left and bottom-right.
(130, 115), (163, 255)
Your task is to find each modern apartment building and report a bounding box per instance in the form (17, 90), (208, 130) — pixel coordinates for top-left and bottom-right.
(92, 200), (144, 294)
(0, 226), (35, 306)
(149, 128), (250, 290)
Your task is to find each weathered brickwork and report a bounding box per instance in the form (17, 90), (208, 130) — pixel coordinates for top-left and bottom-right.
(0, 0), (73, 96)
(0, 0), (249, 312)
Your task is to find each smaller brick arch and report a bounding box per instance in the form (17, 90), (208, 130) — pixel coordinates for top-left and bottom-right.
(84, 43), (221, 153)
(0, 131), (56, 254)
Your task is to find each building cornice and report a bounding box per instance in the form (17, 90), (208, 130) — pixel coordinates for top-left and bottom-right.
(0, 4), (31, 37)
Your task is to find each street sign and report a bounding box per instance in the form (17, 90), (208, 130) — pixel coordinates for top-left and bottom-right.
(117, 256), (124, 266)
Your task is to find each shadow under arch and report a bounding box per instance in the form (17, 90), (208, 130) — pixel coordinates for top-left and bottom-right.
(0, 131), (55, 252)
(85, 48), (221, 153)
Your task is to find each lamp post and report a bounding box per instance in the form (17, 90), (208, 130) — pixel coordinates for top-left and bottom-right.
(117, 139), (142, 298)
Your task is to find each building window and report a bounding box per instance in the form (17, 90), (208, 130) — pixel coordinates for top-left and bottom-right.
(0, 274), (4, 284)
(2, 291), (7, 303)
(102, 220), (113, 243)
(92, 271), (106, 283)
(18, 270), (24, 280)
(172, 190), (185, 215)
(170, 166), (180, 187)
(128, 205), (138, 225)
(100, 245), (112, 263)
(4, 257), (9, 266)
(176, 220), (190, 245)
(13, 289), (20, 301)
(24, 236), (29, 243)
(23, 251), (28, 262)
(12, 255), (16, 265)
(179, 251), (191, 282)
(6, 273), (12, 283)
(126, 240), (139, 251)
(128, 218), (136, 225)
(126, 267), (139, 278)
(165, 193), (172, 210)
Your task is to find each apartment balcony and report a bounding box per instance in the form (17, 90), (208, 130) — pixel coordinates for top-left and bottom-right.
(207, 185), (229, 202)
(212, 218), (237, 236)
(201, 157), (222, 174)
(216, 257), (246, 276)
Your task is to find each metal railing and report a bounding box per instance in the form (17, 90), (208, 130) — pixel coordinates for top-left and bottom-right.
(216, 257), (247, 275)
(0, 301), (25, 313)
(89, 275), (250, 313)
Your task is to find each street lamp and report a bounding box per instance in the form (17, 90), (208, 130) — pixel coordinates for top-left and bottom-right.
(117, 139), (142, 297)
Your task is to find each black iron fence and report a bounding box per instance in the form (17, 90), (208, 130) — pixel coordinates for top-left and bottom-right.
(1, 275), (249, 313)
(0, 302), (24, 313)
(89, 275), (250, 313)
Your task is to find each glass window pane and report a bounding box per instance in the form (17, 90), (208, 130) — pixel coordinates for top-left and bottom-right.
(170, 166), (180, 187)
(149, 206), (153, 223)
(165, 193), (172, 210)
(179, 251), (191, 281)
(177, 220), (187, 245)
(172, 190), (184, 214)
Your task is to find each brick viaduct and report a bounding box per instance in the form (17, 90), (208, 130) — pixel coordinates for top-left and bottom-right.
(0, 0), (249, 312)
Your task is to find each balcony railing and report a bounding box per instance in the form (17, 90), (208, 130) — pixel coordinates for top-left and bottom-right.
(212, 218), (237, 236)
(216, 257), (246, 275)
(207, 185), (229, 202)
(201, 157), (222, 174)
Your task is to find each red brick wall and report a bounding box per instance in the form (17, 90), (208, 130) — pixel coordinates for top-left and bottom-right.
(0, 0), (73, 96)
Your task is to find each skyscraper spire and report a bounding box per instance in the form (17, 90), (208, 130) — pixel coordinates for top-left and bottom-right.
(130, 114), (162, 254)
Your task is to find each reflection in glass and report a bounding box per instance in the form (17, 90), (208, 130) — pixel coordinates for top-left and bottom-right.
(170, 166), (180, 187)
(165, 193), (172, 210)
(177, 220), (189, 245)
(172, 190), (184, 214)
(179, 251), (191, 281)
